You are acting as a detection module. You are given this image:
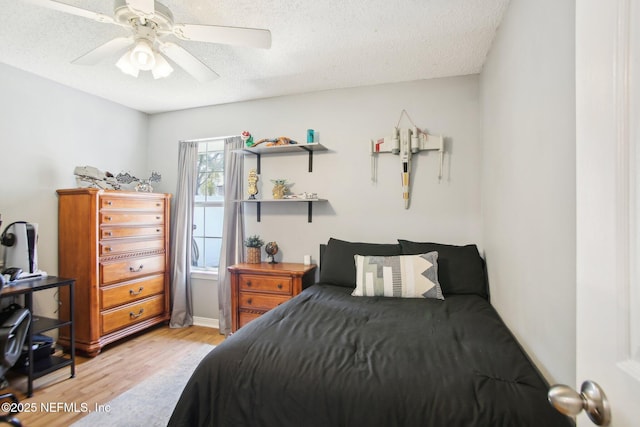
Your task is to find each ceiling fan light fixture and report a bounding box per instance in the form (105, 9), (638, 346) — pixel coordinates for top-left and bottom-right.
(116, 50), (139, 77)
(130, 38), (156, 70)
(152, 53), (173, 79)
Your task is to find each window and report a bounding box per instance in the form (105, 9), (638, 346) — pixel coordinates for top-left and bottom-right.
(192, 139), (225, 270)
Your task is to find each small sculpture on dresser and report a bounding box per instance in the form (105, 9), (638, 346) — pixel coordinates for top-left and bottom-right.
(116, 171), (162, 192)
(265, 242), (279, 264)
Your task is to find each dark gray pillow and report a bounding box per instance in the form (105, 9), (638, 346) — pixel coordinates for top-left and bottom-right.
(398, 240), (488, 298)
(319, 238), (402, 287)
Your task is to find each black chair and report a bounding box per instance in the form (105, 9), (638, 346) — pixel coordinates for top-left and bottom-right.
(0, 306), (31, 427)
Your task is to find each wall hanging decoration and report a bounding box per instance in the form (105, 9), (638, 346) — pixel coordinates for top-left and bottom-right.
(370, 109), (445, 209)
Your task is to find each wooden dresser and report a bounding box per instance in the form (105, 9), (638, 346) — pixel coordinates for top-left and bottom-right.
(229, 262), (316, 332)
(56, 188), (171, 356)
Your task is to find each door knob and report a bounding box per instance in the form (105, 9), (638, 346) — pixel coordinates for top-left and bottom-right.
(548, 380), (611, 426)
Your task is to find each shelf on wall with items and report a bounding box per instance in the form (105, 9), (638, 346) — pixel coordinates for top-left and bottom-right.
(240, 198), (328, 223)
(237, 143), (328, 173)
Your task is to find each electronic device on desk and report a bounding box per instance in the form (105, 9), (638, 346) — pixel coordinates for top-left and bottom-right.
(0, 221), (47, 285)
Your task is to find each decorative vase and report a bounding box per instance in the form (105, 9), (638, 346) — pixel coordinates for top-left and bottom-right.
(247, 247), (261, 264)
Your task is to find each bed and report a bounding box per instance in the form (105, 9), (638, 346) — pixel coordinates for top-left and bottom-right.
(168, 238), (573, 427)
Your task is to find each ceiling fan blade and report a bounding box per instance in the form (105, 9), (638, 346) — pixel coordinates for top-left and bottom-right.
(22, 0), (115, 24)
(72, 37), (133, 65)
(159, 42), (219, 82)
(126, 0), (155, 18)
(173, 24), (272, 49)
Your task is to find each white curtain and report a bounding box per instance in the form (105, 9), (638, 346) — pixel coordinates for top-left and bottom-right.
(217, 136), (245, 335)
(169, 140), (198, 328)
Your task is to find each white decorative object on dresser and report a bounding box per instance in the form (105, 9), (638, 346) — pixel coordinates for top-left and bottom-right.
(56, 188), (171, 356)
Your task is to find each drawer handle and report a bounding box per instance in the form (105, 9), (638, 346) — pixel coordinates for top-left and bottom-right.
(105, 216), (112, 221)
(247, 298), (252, 305)
(156, 203), (161, 207)
(129, 265), (144, 272)
(105, 231), (112, 236)
(277, 283), (283, 289)
(104, 247), (112, 252)
(156, 229), (161, 233)
(106, 201), (112, 206)
(156, 216), (161, 220)
(246, 281), (252, 287)
(130, 287), (144, 296)
(130, 308), (144, 319)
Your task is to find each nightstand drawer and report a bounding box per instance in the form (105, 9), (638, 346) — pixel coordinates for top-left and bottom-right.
(239, 274), (292, 294)
(238, 292), (290, 311)
(239, 311), (261, 328)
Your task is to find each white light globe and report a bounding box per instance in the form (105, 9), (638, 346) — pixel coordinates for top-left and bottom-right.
(130, 39), (156, 70)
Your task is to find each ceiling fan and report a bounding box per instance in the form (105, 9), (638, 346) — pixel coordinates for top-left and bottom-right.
(23, 0), (272, 81)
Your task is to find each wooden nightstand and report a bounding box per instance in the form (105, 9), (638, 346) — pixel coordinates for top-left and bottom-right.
(229, 262), (317, 332)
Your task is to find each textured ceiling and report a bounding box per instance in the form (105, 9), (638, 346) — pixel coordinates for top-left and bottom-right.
(0, 0), (510, 114)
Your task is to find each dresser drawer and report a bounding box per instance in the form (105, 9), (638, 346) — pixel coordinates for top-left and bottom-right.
(100, 238), (164, 256)
(239, 274), (292, 294)
(100, 275), (165, 310)
(101, 294), (165, 335)
(101, 226), (164, 239)
(100, 212), (164, 226)
(101, 197), (164, 211)
(100, 254), (165, 285)
(238, 292), (290, 311)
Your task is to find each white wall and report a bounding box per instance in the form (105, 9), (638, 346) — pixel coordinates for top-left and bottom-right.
(148, 76), (484, 320)
(480, 0), (576, 385)
(0, 63), (148, 317)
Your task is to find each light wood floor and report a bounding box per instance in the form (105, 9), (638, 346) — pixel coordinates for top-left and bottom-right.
(3, 324), (225, 427)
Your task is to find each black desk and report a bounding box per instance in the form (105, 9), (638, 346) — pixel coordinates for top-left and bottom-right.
(1, 276), (75, 397)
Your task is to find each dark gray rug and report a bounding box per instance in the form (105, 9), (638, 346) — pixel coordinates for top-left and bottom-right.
(71, 344), (214, 427)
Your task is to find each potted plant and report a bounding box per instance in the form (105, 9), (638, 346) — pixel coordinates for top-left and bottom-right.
(244, 235), (264, 264)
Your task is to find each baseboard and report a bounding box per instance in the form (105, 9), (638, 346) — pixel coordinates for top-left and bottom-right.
(193, 316), (219, 329)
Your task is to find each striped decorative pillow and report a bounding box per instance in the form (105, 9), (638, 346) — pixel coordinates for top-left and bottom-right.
(352, 252), (444, 300)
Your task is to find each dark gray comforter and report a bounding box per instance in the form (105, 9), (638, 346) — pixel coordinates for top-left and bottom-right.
(168, 284), (572, 427)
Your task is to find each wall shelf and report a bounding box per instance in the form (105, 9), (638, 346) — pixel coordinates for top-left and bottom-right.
(238, 143), (327, 173)
(241, 199), (327, 222)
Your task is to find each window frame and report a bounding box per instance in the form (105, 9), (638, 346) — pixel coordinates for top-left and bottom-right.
(191, 138), (226, 274)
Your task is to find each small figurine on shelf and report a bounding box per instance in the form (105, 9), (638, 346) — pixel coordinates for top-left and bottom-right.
(241, 131), (254, 147)
(265, 241), (279, 264)
(271, 179), (291, 199)
(253, 136), (298, 147)
(247, 169), (259, 199)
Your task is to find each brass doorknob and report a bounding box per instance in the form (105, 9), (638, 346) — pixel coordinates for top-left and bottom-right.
(548, 380), (611, 426)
